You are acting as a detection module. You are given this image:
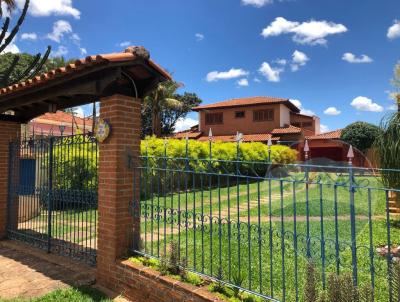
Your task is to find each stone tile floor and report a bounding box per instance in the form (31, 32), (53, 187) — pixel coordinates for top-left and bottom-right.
(0, 240), (96, 300)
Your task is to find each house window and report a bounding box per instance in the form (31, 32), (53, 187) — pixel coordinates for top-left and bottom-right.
(205, 112), (223, 125)
(302, 122), (312, 127)
(292, 122), (301, 127)
(235, 111), (245, 118)
(253, 109), (274, 122)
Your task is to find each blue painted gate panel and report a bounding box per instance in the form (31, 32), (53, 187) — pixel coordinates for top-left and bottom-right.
(19, 159), (36, 195)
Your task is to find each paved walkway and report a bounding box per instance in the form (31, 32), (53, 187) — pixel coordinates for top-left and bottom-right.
(0, 240), (96, 300)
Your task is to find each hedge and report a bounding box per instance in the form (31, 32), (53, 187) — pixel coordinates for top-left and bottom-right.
(140, 136), (298, 189)
(141, 136), (298, 165)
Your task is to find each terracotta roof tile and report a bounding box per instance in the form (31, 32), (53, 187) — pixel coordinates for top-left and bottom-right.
(271, 125), (302, 134)
(33, 111), (92, 126)
(306, 129), (343, 140)
(0, 47), (171, 97)
(193, 96), (300, 113)
(172, 131), (202, 139)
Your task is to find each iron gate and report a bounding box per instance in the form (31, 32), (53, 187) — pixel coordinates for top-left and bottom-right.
(7, 134), (98, 265)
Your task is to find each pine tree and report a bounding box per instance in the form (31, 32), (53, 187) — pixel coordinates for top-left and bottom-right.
(0, 0), (51, 88)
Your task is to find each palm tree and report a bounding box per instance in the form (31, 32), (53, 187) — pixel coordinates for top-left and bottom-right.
(143, 81), (182, 137)
(392, 62), (400, 112)
(0, 0), (16, 16)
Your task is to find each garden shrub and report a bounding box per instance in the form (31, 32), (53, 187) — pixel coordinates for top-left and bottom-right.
(40, 135), (98, 210)
(140, 137), (297, 195)
(141, 136), (297, 168)
(304, 261), (374, 302)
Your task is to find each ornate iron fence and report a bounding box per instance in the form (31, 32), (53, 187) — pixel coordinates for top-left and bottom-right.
(131, 139), (400, 302)
(7, 134), (98, 265)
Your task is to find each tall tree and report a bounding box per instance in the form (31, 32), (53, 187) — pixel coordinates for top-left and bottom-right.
(0, 0), (16, 17)
(141, 87), (202, 138)
(340, 121), (381, 154)
(0, 53), (69, 85)
(143, 81), (183, 137)
(160, 92), (202, 134)
(391, 62), (400, 112)
(0, 0), (51, 88)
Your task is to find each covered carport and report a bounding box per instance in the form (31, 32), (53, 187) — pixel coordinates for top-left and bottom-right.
(0, 46), (170, 291)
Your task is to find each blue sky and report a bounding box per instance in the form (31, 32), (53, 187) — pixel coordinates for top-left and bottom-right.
(7, 0), (400, 132)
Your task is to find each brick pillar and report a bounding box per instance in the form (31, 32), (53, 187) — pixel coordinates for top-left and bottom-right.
(0, 121), (21, 239)
(96, 94), (141, 289)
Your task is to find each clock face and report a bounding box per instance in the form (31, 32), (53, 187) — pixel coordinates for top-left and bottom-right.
(95, 118), (110, 142)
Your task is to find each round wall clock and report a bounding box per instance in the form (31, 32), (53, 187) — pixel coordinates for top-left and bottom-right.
(95, 118), (111, 142)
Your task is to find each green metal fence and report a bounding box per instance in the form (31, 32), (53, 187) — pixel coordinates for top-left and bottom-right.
(7, 134), (98, 265)
(131, 139), (399, 302)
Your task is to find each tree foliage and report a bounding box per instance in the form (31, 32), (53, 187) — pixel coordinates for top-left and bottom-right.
(142, 82), (202, 137)
(374, 113), (400, 201)
(340, 121), (381, 154)
(391, 61), (400, 112)
(0, 0), (51, 88)
(0, 0), (16, 16)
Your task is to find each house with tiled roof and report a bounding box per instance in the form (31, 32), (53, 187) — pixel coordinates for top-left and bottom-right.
(173, 96), (320, 144)
(25, 111), (93, 137)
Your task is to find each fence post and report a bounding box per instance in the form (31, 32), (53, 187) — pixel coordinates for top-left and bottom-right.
(304, 139), (311, 259)
(47, 136), (54, 253)
(96, 94), (141, 290)
(0, 121), (21, 239)
(347, 145), (358, 286)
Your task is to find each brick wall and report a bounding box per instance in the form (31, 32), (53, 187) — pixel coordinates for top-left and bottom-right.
(95, 94), (221, 301)
(0, 121), (21, 239)
(96, 94), (141, 289)
(112, 259), (223, 302)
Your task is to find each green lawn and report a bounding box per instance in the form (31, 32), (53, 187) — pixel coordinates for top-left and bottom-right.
(139, 172), (399, 302)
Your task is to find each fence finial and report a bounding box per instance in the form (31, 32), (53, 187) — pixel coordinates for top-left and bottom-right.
(347, 145), (354, 165)
(235, 131), (243, 143)
(304, 139), (310, 160)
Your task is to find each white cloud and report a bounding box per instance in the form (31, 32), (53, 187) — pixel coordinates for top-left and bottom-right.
(253, 78), (261, 83)
(387, 104), (398, 111)
(16, 0), (80, 19)
(387, 20), (400, 40)
(350, 96), (383, 112)
(47, 20), (72, 43)
(80, 47), (87, 56)
(174, 117), (198, 132)
(273, 58), (287, 65)
(291, 50), (309, 71)
(261, 17), (348, 45)
(289, 99), (315, 116)
(320, 124), (329, 133)
(195, 33), (204, 41)
(118, 41), (131, 48)
(3, 42), (19, 54)
(323, 107), (341, 115)
(1, 32), (19, 54)
(258, 62), (283, 82)
(206, 68), (249, 82)
(73, 106), (84, 118)
(51, 45), (68, 57)
(21, 33), (38, 41)
(71, 33), (80, 42)
(241, 0), (273, 7)
(237, 78), (249, 87)
(342, 52), (373, 64)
